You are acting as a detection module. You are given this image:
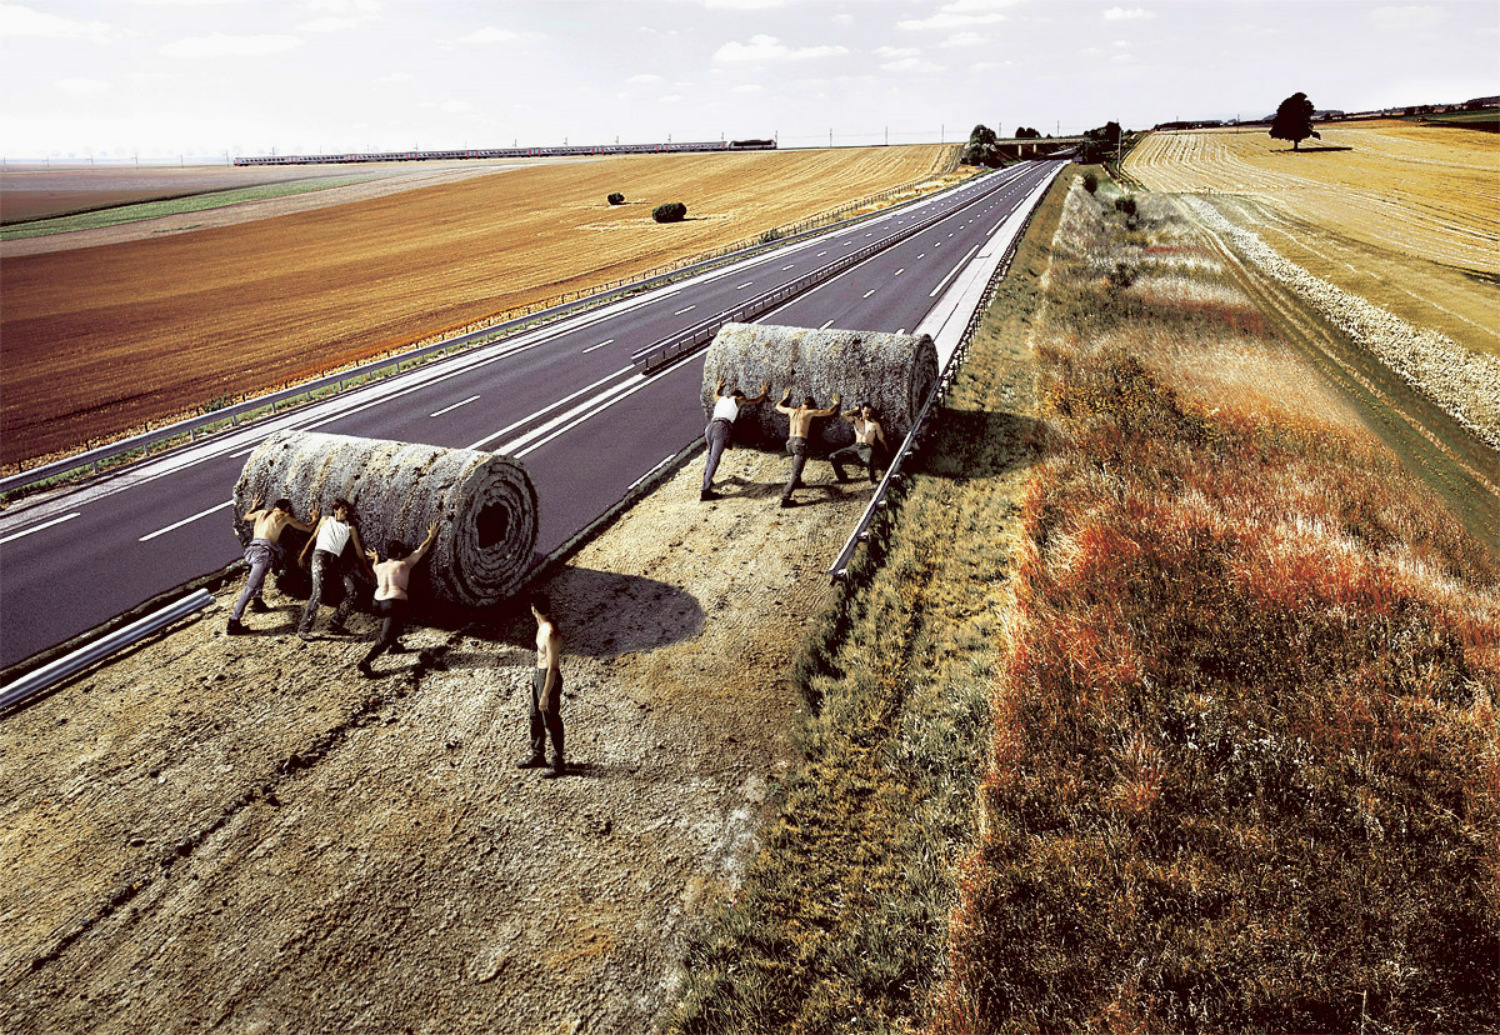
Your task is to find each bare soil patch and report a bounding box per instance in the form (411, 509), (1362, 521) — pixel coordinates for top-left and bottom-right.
(0, 146), (956, 466)
(0, 444), (874, 1033)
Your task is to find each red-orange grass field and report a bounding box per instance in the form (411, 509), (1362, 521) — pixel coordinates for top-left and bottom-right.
(930, 180), (1499, 1032)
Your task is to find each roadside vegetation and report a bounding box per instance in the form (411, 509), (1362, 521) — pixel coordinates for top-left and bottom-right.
(931, 177), (1499, 1031)
(665, 162), (1068, 1034)
(0, 176), (372, 240)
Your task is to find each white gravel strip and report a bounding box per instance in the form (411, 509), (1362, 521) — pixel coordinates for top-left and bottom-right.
(1187, 198), (1500, 450)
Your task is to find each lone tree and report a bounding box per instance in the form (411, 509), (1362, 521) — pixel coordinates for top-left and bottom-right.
(607, 192), (625, 205)
(1270, 92), (1322, 150)
(962, 123), (1002, 168)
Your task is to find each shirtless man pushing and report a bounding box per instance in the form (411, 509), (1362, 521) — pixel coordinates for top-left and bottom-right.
(774, 388), (841, 507)
(357, 521), (439, 677)
(517, 593), (566, 777)
(228, 495), (318, 635)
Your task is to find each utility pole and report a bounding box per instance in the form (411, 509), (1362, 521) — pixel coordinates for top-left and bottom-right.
(884, 125), (888, 146)
(829, 127), (833, 148)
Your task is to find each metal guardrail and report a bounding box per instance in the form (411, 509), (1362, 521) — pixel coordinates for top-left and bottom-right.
(630, 165), (1024, 373)
(0, 589), (214, 712)
(827, 168), (1056, 582)
(0, 162), (982, 502)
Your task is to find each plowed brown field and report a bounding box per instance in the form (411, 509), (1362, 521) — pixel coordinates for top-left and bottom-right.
(0, 146), (957, 466)
(1124, 121), (1499, 361)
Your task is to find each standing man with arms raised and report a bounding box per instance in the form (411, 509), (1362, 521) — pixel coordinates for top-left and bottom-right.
(228, 496), (318, 635)
(701, 375), (770, 501)
(774, 388), (841, 508)
(518, 593), (566, 778)
(357, 520), (439, 677)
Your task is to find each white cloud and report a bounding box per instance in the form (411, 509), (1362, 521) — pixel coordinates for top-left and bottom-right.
(898, 11), (1006, 31)
(881, 56), (946, 73)
(874, 45), (920, 58)
(659, 93), (684, 103)
(1077, 46), (1101, 57)
(705, 0), (787, 7)
(159, 33), (304, 57)
(456, 26), (521, 44)
(0, 3), (114, 40)
(1371, 4), (1443, 31)
(380, 71), (412, 83)
(439, 100), (474, 113)
(135, 0), (250, 5)
(627, 73), (666, 84)
(1113, 39), (1131, 47)
(714, 34), (849, 62)
(940, 31), (987, 47)
(831, 13), (853, 25)
(56, 77), (112, 95)
(731, 83), (766, 93)
(308, 0), (381, 11)
(299, 17), (365, 32)
(1103, 7), (1155, 20)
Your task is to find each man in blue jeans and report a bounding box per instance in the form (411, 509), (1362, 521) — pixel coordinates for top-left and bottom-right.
(518, 593), (567, 777)
(228, 496), (317, 634)
(701, 375), (769, 501)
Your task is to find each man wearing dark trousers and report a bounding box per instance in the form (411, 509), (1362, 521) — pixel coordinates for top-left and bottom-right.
(519, 593), (566, 777)
(701, 376), (769, 501)
(357, 520), (438, 677)
(774, 388), (841, 507)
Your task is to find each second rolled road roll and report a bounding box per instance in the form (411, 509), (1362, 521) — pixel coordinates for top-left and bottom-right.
(234, 430), (539, 608)
(700, 322), (938, 450)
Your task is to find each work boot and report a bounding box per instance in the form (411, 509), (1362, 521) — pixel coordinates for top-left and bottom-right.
(516, 755), (548, 769)
(832, 466), (848, 483)
(327, 621), (349, 636)
(357, 661), (374, 678)
(226, 618), (246, 635)
(542, 758), (567, 779)
(249, 598), (270, 614)
(700, 488), (718, 501)
(297, 631), (313, 642)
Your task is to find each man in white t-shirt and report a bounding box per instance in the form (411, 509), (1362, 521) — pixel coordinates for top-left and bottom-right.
(700, 375), (769, 501)
(297, 498), (374, 639)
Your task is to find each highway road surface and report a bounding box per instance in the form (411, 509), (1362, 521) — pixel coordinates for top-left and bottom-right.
(0, 160), (1064, 670)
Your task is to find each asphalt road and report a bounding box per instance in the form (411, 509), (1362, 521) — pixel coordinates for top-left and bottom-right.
(0, 160), (1062, 670)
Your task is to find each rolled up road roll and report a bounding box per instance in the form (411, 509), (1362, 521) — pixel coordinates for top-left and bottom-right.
(233, 430), (539, 608)
(700, 323), (938, 450)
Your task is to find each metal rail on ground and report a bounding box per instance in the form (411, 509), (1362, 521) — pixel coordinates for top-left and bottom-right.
(0, 590), (215, 713)
(0, 165), (981, 502)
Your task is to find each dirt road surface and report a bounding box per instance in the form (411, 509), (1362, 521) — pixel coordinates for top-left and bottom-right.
(1, 445), (871, 1033)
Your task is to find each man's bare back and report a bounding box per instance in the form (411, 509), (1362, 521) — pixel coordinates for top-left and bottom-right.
(246, 496), (316, 542)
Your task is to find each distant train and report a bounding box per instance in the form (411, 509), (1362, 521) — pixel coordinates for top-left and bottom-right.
(234, 138), (777, 167)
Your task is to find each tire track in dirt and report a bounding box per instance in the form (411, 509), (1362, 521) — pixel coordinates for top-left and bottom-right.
(1173, 195), (1500, 551)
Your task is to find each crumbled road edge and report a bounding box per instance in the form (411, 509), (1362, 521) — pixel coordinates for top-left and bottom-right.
(0, 447), (875, 1034)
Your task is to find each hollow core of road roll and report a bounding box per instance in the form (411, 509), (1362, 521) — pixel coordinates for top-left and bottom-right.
(475, 503), (510, 551)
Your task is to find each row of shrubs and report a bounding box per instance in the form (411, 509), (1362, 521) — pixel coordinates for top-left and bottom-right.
(606, 192), (687, 223)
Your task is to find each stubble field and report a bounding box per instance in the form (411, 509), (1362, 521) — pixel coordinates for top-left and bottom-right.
(0, 145), (958, 467)
(1124, 121), (1499, 362)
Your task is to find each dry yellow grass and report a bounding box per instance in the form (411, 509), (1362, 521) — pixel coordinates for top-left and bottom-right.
(1124, 121), (1500, 360)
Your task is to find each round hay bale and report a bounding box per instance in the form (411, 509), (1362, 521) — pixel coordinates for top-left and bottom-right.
(700, 323), (938, 450)
(233, 430), (539, 608)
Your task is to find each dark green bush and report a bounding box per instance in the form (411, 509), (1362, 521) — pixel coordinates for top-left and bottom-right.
(1083, 172), (1099, 194)
(653, 202), (687, 223)
(607, 192), (625, 205)
(1114, 194), (1137, 216)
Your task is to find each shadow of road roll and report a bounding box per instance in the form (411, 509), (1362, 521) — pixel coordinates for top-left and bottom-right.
(234, 430), (539, 608)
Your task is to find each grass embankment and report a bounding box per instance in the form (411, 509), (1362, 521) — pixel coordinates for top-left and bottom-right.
(0, 177), (372, 240)
(931, 180), (1500, 1031)
(664, 169), (1069, 1033)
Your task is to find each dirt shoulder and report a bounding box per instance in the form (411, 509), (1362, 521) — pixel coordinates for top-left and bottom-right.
(0, 445), (872, 1033)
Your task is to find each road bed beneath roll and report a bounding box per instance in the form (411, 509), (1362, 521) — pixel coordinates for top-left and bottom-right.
(0, 446), (870, 1033)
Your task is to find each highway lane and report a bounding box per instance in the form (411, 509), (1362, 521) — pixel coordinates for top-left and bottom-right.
(0, 160), (1061, 669)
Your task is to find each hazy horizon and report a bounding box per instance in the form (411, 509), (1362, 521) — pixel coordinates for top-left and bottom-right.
(2, 0), (1495, 161)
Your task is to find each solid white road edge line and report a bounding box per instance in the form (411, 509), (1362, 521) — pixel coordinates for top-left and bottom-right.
(929, 243), (982, 299)
(465, 365), (635, 452)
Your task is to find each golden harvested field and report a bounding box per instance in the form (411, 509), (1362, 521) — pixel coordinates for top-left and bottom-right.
(0, 145), (957, 466)
(1125, 121), (1500, 360)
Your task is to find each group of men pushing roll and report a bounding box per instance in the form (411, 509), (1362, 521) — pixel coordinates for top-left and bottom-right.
(700, 376), (890, 507)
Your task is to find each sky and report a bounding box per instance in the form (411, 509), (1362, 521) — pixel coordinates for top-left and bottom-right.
(1, 0), (1495, 160)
